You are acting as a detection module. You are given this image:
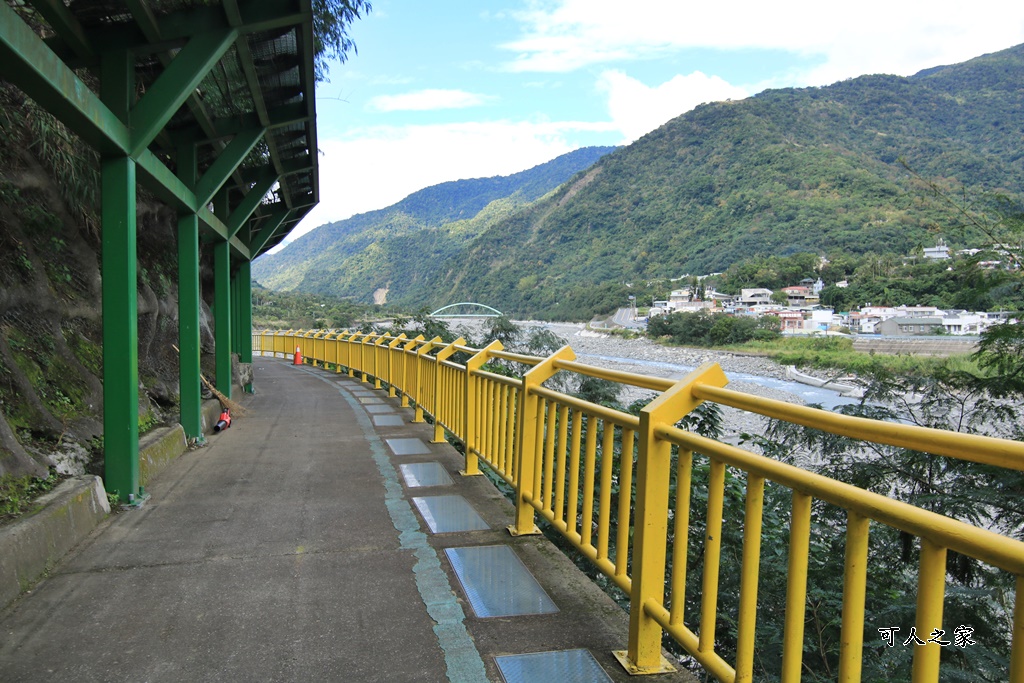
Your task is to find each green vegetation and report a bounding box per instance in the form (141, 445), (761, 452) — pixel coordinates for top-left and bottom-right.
(1, 468), (62, 524)
(648, 310), (781, 346)
(252, 285), (370, 329)
(736, 334), (959, 374)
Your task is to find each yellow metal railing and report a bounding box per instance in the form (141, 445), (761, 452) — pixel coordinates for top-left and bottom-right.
(253, 329), (1024, 682)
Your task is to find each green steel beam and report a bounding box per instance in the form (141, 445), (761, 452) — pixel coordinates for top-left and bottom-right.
(45, 0), (309, 67)
(123, 0), (223, 163)
(122, 0), (161, 41)
(169, 102), (308, 145)
(132, 153), (250, 259)
(226, 168), (278, 238)
(0, 2), (130, 155)
(193, 126), (266, 207)
(26, 0), (95, 60)
(239, 155), (312, 183)
(2, 2), (314, 255)
(213, 239), (233, 399)
(249, 208), (291, 256)
(101, 155), (141, 503)
(158, 0), (310, 42)
(130, 27), (238, 157)
(176, 144), (203, 441)
(225, 0), (297, 211)
(100, 49), (140, 504)
(230, 268), (241, 355)
(1, 3), (250, 259)
(298, 0), (319, 209)
(177, 213), (203, 438)
(236, 261), (254, 383)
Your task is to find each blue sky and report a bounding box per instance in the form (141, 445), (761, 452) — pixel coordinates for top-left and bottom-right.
(291, 0), (1024, 241)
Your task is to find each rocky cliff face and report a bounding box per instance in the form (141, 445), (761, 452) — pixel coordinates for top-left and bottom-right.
(0, 87), (216, 477)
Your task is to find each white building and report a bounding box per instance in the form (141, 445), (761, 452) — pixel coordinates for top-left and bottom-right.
(923, 238), (951, 260)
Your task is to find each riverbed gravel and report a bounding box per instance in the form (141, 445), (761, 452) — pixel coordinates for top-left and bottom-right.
(514, 323), (811, 441)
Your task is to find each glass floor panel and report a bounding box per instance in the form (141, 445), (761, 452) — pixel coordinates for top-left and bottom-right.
(386, 438), (431, 455)
(412, 495), (489, 533)
(373, 415), (406, 427)
(399, 462), (454, 487)
(495, 650), (612, 683)
(444, 545), (558, 618)
(363, 404), (394, 414)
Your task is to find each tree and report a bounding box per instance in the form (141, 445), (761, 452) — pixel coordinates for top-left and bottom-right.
(312, 0), (373, 81)
(971, 321), (1024, 398)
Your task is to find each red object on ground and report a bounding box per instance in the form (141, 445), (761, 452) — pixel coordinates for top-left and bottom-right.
(214, 409), (231, 433)
(293, 346), (302, 365)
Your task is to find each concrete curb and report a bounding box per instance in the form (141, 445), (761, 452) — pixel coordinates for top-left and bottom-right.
(0, 475), (110, 610)
(139, 424), (187, 488)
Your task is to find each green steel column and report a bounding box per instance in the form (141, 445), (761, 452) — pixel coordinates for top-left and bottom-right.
(101, 50), (140, 504)
(214, 239), (232, 399)
(176, 144), (203, 440)
(230, 271), (239, 354)
(237, 260), (254, 393)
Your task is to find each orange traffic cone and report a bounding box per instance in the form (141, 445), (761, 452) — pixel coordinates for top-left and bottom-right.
(293, 345), (303, 365)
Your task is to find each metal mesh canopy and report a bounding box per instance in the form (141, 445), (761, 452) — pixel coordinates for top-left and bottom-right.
(4, 0), (320, 258)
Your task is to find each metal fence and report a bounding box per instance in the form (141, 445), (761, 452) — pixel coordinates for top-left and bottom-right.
(254, 329), (1024, 682)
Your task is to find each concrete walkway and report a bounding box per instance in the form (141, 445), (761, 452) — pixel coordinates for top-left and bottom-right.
(0, 358), (696, 683)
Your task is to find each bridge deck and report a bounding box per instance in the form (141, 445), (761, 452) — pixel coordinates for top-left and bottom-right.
(0, 358), (695, 682)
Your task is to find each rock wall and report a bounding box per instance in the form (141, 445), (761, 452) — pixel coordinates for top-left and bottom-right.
(0, 87), (218, 477)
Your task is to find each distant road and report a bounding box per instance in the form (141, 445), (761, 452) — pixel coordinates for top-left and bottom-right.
(608, 307), (646, 329)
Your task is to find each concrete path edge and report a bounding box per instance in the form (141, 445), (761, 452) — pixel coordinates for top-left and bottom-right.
(0, 475), (110, 610)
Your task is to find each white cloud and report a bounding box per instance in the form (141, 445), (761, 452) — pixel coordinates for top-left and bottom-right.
(504, 0), (1024, 86)
(290, 119), (616, 240)
(368, 89), (495, 112)
(598, 70), (749, 142)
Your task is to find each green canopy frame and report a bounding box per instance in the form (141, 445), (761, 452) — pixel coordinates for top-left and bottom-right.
(0, 0), (319, 502)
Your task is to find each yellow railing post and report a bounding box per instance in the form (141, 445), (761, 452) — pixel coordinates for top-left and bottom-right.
(1011, 575), (1024, 683)
(304, 330), (316, 365)
(430, 338), (465, 443)
(345, 332), (361, 376)
(386, 334), (408, 397)
(413, 337), (443, 423)
(360, 333), (375, 383)
(373, 334), (388, 389)
(311, 330), (325, 367)
(509, 345), (576, 537)
(615, 362), (728, 676)
(912, 538), (947, 682)
(463, 340), (503, 476)
(325, 331), (341, 372)
(401, 335), (425, 407)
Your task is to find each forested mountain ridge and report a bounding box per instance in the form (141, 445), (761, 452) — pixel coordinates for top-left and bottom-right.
(258, 44), (1024, 319)
(251, 146), (616, 296)
(411, 44), (1024, 318)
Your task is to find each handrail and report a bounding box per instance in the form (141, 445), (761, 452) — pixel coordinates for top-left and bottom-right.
(554, 358), (676, 391)
(692, 382), (1024, 470)
(252, 328), (1024, 683)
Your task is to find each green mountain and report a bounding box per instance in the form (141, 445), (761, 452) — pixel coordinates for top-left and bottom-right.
(259, 45), (1024, 320)
(251, 146), (616, 301)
